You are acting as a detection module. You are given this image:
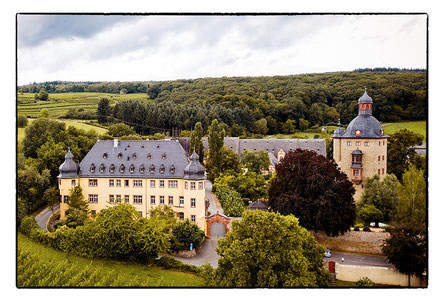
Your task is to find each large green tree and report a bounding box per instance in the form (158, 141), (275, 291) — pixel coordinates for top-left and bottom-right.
(387, 129), (424, 181)
(17, 165), (50, 213)
(106, 122), (135, 137)
(171, 220), (205, 251)
(358, 204), (384, 227)
(189, 122), (204, 163)
(382, 222), (427, 287)
(206, 210), (329, 287)
(97, 97), (112, 124)
(214, 172), (268, 202)
(206, 119), (225, 181)
(65, 185), (89, 228)
(359, 174), (399, 221)
(268, 149), (356, 236)
(240, 150), (270, 173)
(23, 117), (66, 158)
(396, 166), (426, 224)
(214, 185), (245, 217)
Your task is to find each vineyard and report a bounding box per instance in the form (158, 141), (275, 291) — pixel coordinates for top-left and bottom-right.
(17, 234), (204, 287)
(17, 92), (149, 118)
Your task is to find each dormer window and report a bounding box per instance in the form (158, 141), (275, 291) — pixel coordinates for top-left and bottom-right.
(120, 164), (125, 173)
(150, 164), (155, 173)
(159, 164), (165, 173)
(99, 164), (105, 173)
(139, 164), (145, 173)
(103, 153), (108, 159)
(109, 164), (115, 173)
(90, 164), (95, 173)
(162, 153), (166, 159)
(147, 153), (151, 159)
(132, 153), (137, 159)
(118, 153), (122, 159)
(169, 165), (175, 174)
(129, 164), (135, 173)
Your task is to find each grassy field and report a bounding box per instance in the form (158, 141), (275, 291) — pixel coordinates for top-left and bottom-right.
(17, 118), (108, 142)
(17, 92), (149, 118)
(17, 234), (204, 287)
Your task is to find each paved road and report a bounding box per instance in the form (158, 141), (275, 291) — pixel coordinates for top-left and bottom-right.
(35, 203), (60, 231)
(173, 238), (220, 267)
(324, 251), (393, 268)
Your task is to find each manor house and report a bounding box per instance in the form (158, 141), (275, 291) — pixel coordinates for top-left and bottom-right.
(332, 89), (389, 200)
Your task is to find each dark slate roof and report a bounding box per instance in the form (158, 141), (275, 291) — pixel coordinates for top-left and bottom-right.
(412, 142), (426, 156)
(332, 115), (389, 139)
(184, 152), (205, 180)
(351, 163), (363, 169)
(58, 150), (79, 178)
(352, 149), (363, 155)
(268, 152), (279, 166)
(78, 140), (191, 179)
(181, 137), (326, 157)
(358, 90), (373, 104)
(248, 200), (268, 211)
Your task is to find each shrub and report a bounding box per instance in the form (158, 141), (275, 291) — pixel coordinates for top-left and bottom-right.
(363, 226), (371, 232)
(19, 216), (39, 236)
(155, 256), (202, 274)
(171, 220), (205, 252)
(354, 223), (364, 228)
(353, 226), (360, 231)
(18, 114), (29, 127)
(356, 277), (375, 287)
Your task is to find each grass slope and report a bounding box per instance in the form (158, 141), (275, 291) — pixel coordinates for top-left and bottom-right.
(17, 234), (204, 287)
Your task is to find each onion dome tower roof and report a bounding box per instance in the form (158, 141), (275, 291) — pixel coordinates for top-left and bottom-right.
(58, 149), (79, 178)
(358, 88), (373, 104)
(183, 151), (205, 180)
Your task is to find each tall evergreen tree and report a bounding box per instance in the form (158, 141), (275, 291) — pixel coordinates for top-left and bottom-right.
(97, 97), (112, 124)
(206, 119), (225, 182)
(190, 122), (204, 164)
(65, 185), (89, 228)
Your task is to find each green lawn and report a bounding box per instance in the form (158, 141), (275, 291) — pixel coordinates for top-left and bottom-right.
(17, 234), (204, 287)
(382, 121), (426, 139)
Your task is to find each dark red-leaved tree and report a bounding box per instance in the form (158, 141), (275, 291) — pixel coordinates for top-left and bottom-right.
(268, 149), (356, 236)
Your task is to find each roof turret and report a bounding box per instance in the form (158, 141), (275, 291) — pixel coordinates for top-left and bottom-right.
(358, 88), (373, 104)
(183, 151), (205, 180)
(58, 148), (79, 178)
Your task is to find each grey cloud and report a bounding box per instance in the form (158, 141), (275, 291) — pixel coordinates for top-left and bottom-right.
(18, 14), (140, 47)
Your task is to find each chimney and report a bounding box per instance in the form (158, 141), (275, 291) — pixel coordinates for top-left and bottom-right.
(114, 138), (118, 148)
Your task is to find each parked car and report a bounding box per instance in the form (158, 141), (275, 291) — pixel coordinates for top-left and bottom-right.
(324, 248), (331, 258)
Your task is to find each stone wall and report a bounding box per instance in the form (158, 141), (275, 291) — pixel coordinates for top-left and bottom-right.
(311, 230), (390, 255)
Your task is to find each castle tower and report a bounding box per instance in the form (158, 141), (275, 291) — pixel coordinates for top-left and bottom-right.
(332, 89), (389, 201)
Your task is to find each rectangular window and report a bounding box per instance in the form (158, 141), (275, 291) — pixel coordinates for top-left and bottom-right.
(116, 179), (121, 187)
(63, 195), (69, 203)
(198, 182), (203, 190)
(179, 196), (184, 207)
(168, 196), (174, 205)
(124, 195), (129, 204)
(168, 180), (178, 188)
(382, 168), (385, 175)
(139, 211), (143, 217)
(191, 198), (196, 208)
(378, 169), (380, 175)
(159, 196), (165, 205)
(347, 141), (351, 146)
(91, 210), (96, 217)
(378, 156), (380, 161)
(124, 180), (129, 187)
(116, 195), (121, 204)
(71, 179), (76, 186)
(382, 155), (385, 161)
(109, 195), (114, 204)
(356, 142), (361, 146)
(191, 215), (196, 223)
(353, 170), (359, 176)
(185, 182), (188, 190)
(150, 180), (155, 188)
(133, 180), (142, 187)
(88, 194), (98, 204)
(88, 179), (98, 187)
(151, 195), (156, 205)
(133, 195), (143, 204)
(179, 212), (184, 220)
(383, 141), (385, 145)
(191, 182), (196, 190)
(365, 142), (370, 146)
(109, 179), (114, 187)
(159, 180), (165, 188)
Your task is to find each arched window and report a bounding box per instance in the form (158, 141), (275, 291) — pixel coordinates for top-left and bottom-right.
(147, 153), (152, 159)
(103, 152), (108, 159)
(90, 164), (95, 173)
(139, 164), (145, 173)
(118, 153), (122, 159)
(99, 163), (105, 173)
(159, 164), (165, 173)
(169, 165), (175, 174)
(120, 164), (125, 173)
(132, 153), (137, 159)
(162, 153), (166, 159)
(129, 164), (135, 173)
(109, 164), (115, 173)
(150, 164), (155, 173)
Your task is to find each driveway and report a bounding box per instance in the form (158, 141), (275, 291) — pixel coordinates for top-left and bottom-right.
(172, 238), (221, 267)
(35, 203), (59, 231)
(324, 251), (393, 268)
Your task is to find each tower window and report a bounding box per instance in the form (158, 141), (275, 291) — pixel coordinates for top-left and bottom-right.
(347, 141), (351, 146)
(356, 142), (361, 146)
(365, 142), (369, 146)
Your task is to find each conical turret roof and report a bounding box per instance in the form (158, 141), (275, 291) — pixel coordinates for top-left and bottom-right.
(183, 151), (205, 180)
(58, 149), (79, 178)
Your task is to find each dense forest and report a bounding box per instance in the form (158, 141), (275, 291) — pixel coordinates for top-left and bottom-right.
(18, 70), (427, 134)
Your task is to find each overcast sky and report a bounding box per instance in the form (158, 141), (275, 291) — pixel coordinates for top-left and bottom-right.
(17, 14), (427, 85)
